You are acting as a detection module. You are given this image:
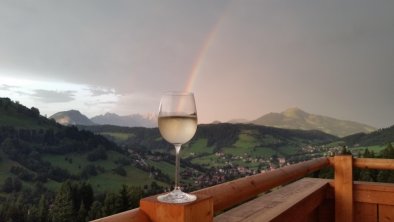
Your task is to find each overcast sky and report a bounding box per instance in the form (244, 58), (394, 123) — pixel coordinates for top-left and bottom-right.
(0, 0), (393, 128)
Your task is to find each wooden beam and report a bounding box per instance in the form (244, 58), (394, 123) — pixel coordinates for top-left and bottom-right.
(91, 208), (151, 222)
(354, 158), (394, 170)
(214, 178), (329, 222)
(194, 157), (330, 212)
(354, 181), (394, 205)
(354, 202), (377, 222)
(334, 155), (353, 222)
(379, 204), (394, 222)
(140, 194), (213, 222)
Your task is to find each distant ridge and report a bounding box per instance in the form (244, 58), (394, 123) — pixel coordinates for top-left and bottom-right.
(342, 124), (394, 146)
(50, 110), (95, 126)
(91, 112), (156, 128)
(251, 107), (376, 137)
(50, 110), (157, 128)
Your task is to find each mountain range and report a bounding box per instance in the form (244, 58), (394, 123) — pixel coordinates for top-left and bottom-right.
(250, 107), (376, 137)
(50, 110), (95, 126)
(50, 110), (156, 128)
(91, 112), (156, 128)
(50, 107), (375, 137)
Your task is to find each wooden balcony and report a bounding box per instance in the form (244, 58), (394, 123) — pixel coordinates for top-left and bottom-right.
(92, 156), (394, 222)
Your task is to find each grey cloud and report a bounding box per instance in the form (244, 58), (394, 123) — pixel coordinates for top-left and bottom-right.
(32, 90), (75, 103)
(87, 87), (117, 97)
(0, 84), (18, 91)
(84, 100), (117, 106)
(0, 1), (228, 93)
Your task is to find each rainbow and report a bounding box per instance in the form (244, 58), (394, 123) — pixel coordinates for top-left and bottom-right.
(183, 4), (232, 92)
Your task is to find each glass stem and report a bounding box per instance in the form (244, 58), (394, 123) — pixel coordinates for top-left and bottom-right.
(174, 144), (181, 191)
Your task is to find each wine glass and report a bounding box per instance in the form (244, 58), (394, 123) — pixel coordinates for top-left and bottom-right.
(157, 92), (198, 203)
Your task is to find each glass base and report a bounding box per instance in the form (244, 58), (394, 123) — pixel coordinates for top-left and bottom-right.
(157, 188), (196, 203)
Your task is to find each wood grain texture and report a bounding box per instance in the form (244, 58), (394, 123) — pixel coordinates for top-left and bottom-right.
(354, 158), (394, 170)
(214, 178), (329, 222)
(140, 194), (213, 222)
(354, 182), (394, 205)
(334, 155), (353, 222)
(194, 157), (330, 212)
(91, 208), (150, 222)
(379, 204), (394, 222)
(354, 202), (377, 222)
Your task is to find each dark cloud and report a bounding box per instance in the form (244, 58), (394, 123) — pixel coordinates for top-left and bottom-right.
(32, 90), (75, 103)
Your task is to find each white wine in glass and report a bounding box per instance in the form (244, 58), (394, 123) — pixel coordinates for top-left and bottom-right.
(157, 92), (198, 203)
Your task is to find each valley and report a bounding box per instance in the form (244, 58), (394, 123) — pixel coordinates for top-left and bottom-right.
(0, 97), (393, 221)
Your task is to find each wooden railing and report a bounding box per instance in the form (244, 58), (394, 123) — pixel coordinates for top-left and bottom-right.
(92, 157), (330, 222)
(330, 156), (394, 222)
(92, 156), (394, 222)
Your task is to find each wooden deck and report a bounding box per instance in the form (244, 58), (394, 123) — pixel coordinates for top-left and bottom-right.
(92, 156), (394, 222)
(214, 178), (330, 222)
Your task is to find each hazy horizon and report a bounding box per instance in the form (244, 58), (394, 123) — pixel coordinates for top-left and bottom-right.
(1, 0), (393, 128)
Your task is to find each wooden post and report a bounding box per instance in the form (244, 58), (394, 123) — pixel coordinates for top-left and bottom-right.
(334, 155), (353, 222)
(140, 194), (213, 222)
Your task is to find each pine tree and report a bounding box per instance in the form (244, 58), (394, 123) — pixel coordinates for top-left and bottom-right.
(49, 181), (76, 222)
(79, 182), (94, 212)
(129, 186), (144, 208)
(38, 195), (48, 222)
(77, 201), (87, 222)
(102, 192), (117, 216)
(358, 149), (378, 181)
(381, 143), (394, 159)
(87, 201), (102, 221)
(376, 143), (394, 182)
(116, 185), (131, 212)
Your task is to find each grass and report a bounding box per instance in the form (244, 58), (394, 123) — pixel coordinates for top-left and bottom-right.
(348, 145), (386, 155)
(276, 145), (299, 156)
(41, 150), (167, 193)
(181, 139), (213, 158)
(99, 132), (134, 142)
(42, 151), (125, 174)
(191, 154), (225, 167)
(147, 160), (175, 179)
(219, 131), (279, 158)
(45, 180), (62, 191)
(188, 131), (281, 168)
(87, 165), (162, 192)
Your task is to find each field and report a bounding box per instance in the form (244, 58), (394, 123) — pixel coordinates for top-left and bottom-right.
(348, 145), (386, 155)
(219, 132), (279, 158)
(41, 150), (166, 192)
(147, 160), (176, 179)
(181, 139), (214, 158)
(99, 132), (134, 142)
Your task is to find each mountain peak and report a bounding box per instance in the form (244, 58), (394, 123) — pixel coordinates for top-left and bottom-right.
(252, 108), (376, 137)
(50, 110), (94, 126)
(281, 107), (307, 117)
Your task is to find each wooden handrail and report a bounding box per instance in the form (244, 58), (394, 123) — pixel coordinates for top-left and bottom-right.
(329, 157), (394, 170)
(93, 157), (394, 222)
(91, 208), (150, 222)
(354, 158), (394, 170)
(193, 157), (330, 212)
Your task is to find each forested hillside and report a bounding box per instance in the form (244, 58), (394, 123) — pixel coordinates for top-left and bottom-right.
(0, 98), (165, 221)
(342, 125), (394, 146)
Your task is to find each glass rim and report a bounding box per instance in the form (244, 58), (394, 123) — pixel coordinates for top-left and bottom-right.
(162, 91), (194, 96)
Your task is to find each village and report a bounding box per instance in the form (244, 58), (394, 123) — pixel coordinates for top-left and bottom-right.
(132, 143), (349, 190)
